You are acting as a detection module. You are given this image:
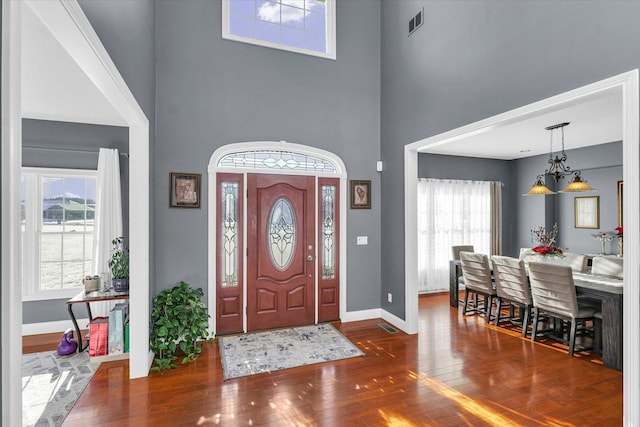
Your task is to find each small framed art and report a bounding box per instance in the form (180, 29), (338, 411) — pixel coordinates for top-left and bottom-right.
(350, 180), (371, 209)
(574, 196), (599, 229)
(170, 172), (201, 208)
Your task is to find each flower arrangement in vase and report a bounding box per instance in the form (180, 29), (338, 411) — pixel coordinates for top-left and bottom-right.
(531, 223), (564, 257)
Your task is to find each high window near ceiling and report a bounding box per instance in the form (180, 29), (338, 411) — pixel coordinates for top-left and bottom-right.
(21, 167), (97, 300)
(222, 0), (336, 60)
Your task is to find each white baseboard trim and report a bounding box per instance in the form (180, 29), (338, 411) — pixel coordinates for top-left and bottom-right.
(340, 308), (381, 323)
(340, 308), (413, 335)
(419, 288), (450, 294)
(22, 318), (90, 336)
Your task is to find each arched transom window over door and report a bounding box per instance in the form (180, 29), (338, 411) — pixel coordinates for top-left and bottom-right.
(208, 142), (346, 335)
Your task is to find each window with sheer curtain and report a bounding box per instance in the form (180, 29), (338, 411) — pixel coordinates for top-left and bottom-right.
(417, 178), (501, 293)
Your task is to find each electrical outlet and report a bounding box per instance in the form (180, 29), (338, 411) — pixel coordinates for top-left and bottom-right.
(387, 293), (392, 303)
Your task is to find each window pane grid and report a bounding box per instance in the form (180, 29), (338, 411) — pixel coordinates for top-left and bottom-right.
(23, 168), (97, 298)
(321, 185), (336, 279)
(218, 150), (336, 173)
(221, 182), (240, 288)
(268, 197), (296, 270)
(225, 0), (334, 59)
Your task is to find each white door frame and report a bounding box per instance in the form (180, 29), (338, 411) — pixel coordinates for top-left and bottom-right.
(207, 141), (347, 334)
(404, 70), (639, 423)
(2, 2), (151, 425)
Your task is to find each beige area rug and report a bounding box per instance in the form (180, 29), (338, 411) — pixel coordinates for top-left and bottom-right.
(218, 323), (364, 380)
(22, 351), (99, 427)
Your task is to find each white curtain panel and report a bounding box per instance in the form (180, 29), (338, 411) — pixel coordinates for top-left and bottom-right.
(91, 148), (123, 316)
(417, 179), (492, 293)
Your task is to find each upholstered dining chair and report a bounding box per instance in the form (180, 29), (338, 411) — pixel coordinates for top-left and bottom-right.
(451, 245), (474, 302)
(491, 255), (533, 337)
(452, 245), (474, 261)
(591, 256), (623, 278)
(528, 262), (598, 356)
(518, 248), (533, 259)
(460, 251), (496, 322)
(518, 248), (540, 267)
(555, 253), (589, 273)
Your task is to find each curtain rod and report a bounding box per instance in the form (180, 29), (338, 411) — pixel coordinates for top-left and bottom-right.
(23, 146), (129, 158)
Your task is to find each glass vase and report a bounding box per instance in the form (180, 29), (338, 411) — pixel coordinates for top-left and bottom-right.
(618, 237), (623, 257)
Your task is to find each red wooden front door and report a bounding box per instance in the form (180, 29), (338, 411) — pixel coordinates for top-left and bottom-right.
(247, 174), (315, 331)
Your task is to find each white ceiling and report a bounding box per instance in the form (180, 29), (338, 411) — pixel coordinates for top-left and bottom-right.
(21, 1), (126, 126)
(418, 86), (623, 160)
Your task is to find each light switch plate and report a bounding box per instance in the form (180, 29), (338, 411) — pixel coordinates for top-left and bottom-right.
(356, 236), (368, 245)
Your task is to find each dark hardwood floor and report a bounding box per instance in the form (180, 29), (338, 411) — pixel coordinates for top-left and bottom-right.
(24, 293), (623, 426)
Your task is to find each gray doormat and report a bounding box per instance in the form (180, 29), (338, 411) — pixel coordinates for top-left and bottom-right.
(218, 323), (364, 380)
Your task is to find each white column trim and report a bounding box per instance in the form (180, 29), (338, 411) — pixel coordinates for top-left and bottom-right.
(621, 69), (640, 425)
(2, 2), (24, 425)
(3, 10), (151, 422)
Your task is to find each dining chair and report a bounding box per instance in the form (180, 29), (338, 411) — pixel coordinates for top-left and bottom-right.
(528, 261), (598, 356)
(591, 256), (623, 278)
(518, 248), (540, 268)
(556, 253), (589, 273)
(451, 245), (474, 261)
(451, 245), (474, 302)
(460, 251), (496, 322)
(518, 248), (533, 259)
(491, 255), (533, 337)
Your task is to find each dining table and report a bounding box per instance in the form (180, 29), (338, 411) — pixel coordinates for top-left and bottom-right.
(449, 259), (624, 371)
(572, 272), (623, 371)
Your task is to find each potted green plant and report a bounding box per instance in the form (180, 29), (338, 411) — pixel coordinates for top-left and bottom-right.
(149, 281), (211, 374)
(108, 236), (129, 292)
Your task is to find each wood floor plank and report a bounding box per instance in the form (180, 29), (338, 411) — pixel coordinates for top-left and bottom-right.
(24, 293), (622, 425)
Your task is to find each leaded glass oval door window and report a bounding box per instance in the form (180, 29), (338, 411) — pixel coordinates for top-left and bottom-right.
(268, 197), (296, 270)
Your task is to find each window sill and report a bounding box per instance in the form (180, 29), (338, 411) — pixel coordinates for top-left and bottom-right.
(22, 289), (83, 302)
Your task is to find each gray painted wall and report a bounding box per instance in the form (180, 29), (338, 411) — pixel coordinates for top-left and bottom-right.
(515, 141), (623, 255)
(23, 0), (381, 326)
(418, 153), (517, 256)
(77, 0), (157, 294)
(18, 0), (638, 329)
(381, 0), (640, 319)
(153, 0), (381, 310)
(22, 119), (129, 324)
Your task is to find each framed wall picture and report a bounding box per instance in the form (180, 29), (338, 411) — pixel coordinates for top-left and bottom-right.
(170, 172), (201, 208)
(618, 180), (623, 227)
(574, 196), (599, 229)
(350, 180), (371, 209)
